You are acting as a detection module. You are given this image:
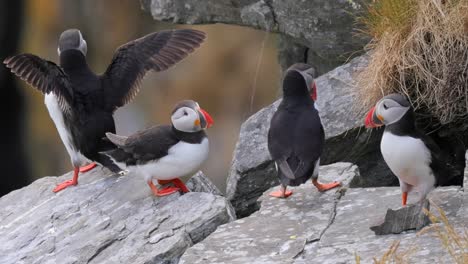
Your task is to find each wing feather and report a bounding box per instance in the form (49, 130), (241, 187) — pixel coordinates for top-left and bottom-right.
(4, 54), (73, 114)
(101, 29), (206, 111)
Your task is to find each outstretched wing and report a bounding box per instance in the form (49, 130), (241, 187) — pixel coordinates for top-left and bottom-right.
(101, 29), (206, 111)
(4, 54), (73, 113)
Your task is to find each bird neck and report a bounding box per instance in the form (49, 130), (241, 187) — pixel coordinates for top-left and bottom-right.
(171, 125), (206, 144)
(282, 94), (315, 109)
(282, 70), (310, 98)
(385, 110), (416, 136)
(60, 50), (89, 72)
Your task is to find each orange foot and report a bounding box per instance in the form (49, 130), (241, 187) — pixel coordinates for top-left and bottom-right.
(148, 180), (180, 197)
(172, 178), (190, 193)
(79, 162), (97, 173)
(402, 192), (408, 206)
(53, 168), (79, 193)
(313, 180), (341, 192)
(269, 189), (293, 198)
(155, 187), (181, 197)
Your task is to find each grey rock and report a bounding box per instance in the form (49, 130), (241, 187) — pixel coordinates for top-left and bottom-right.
(226, 55), (394, 217)
(295, 185), (466, 263)
(0, 168), (235, 264)
(277, 35), (308, 73)
(181, 162), (467, 263)
(186, 171), (223, 196)
(226, 99), (280, 218)
(370, 200), (430, 235)
(180, 163), (358, 263)
(465, 151), (468, 189)
(141, 0), (370, 72)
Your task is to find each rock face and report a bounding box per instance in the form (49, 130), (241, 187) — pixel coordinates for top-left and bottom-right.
(141, 0), (370, 74)
(180, 162), (358, 263)
(226, 55), (396, 217)
(181, 162), (468, 263)
(0, 168), (234, 264)
(370, 200), (430, 235)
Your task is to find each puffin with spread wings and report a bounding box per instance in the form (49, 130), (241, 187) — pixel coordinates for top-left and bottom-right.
(4, 28), (206, 193)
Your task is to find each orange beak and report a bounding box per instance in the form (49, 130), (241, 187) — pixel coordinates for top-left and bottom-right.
(364, 106), (383, 128)
(310, 82), (317, 101)
(200, 108), (214, 128)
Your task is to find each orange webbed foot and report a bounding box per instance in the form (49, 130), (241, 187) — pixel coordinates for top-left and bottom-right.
(79, 162), (97, 173)
(269, 189), (293, 198)
(313, 180), (341, 192)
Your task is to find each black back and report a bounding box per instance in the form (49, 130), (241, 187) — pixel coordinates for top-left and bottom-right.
(268, 70), (324, 186)
(105, 125), (207, 166)
(3, 29), (206, 172)
(59, 50), (116, 158)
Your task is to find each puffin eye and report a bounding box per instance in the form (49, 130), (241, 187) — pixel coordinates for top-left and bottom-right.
(183, 111), (188, 116)
(383, 103), (388, 110)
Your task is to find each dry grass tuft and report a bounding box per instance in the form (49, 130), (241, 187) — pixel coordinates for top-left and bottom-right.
(419, 202), (468, 263)
(356, 0), (468, 127)
(371, 240), (416, 264)
(355, 201), (467, 263)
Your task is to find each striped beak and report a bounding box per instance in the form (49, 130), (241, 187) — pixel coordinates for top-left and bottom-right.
(198, 108), (214, 129)
(364, 106), (384, 128)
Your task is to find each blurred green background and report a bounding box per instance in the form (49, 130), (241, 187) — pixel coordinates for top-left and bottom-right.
(14, 0), (281, 192)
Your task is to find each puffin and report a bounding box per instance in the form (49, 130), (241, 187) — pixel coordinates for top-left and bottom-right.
(4, 28), (206, 193)
(267, 63), (341, 198)
(102, 100), (213, 196)
(364, 93), (454, 205)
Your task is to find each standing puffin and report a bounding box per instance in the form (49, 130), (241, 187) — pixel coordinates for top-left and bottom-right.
(3, 28), (206, 193)
(267, 63), (341, 198)
(102, 100), (213, 196)
(365, 93), (454, 205)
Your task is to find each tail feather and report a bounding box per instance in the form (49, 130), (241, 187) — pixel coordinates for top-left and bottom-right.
(106, 132), (128, 147)
(100, 148), (136, 166)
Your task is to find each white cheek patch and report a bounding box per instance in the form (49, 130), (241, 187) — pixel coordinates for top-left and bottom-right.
(385, 106), (410, 125)
(78, 39), (87, 56)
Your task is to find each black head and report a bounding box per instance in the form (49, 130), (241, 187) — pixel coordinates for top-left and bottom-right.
(171, 100), (214, 132)
(58, 29), (87, 56)
(282, 63), (317, 100)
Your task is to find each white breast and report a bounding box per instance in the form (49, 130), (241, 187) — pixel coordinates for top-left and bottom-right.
(380, 131), (435, 190)
(44, 93), (88, 167)
(134, 138), (209, 181)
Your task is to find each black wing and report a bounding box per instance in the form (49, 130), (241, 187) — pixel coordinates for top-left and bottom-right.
(101, 29), (206, 111)
(416, 131), (460, 186)
(104, 125), (179, 165)
(3, 54), (73, 113)
(268, 105), (324, 183)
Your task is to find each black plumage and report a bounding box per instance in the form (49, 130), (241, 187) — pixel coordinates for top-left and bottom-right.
(103, 125), (207, 166)
(385, 109), (458, 187)
(102, 99), (212, 197)
(3, 29), (206, 192)
(268, 68), (323, 187)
